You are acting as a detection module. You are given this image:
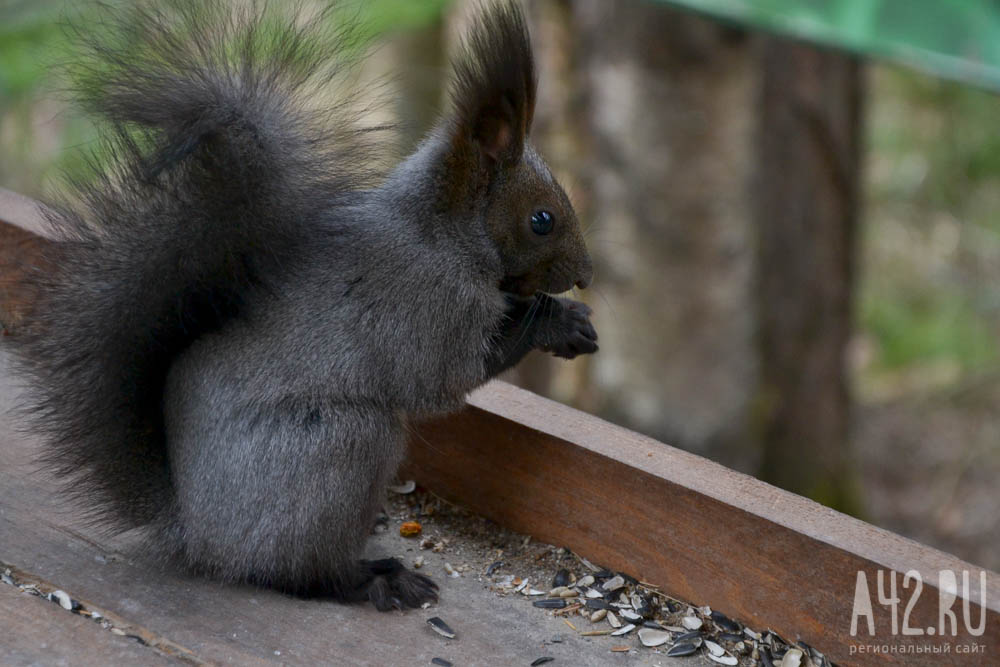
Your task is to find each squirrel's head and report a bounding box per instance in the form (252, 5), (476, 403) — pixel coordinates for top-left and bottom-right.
(438, 1), (592, 297)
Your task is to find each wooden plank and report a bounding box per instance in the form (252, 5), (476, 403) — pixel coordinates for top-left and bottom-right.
(0, 583), (178, 666)
(406, 384), (1000, 665)
(0, 189), (55, 331)
(0, 220), (51, 332)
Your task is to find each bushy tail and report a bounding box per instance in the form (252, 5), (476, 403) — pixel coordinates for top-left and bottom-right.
(8, 0), (377, 530)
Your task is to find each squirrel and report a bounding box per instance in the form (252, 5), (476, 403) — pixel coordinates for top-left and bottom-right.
(6, 0), (596, 610)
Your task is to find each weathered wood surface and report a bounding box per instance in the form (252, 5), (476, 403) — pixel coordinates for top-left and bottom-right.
(1, 583), (176, 667)
(2, 200), (998, 665)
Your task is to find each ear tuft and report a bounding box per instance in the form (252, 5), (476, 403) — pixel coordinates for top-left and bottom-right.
(450, 2), (537, 164)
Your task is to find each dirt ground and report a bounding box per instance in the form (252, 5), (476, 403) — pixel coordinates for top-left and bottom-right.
(855, 376), (1000, 573)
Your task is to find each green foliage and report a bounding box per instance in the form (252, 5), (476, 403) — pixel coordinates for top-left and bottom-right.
(350, 0), (452, 38)
(860, 63), (1000, 389)
(0, 0), (452, 196)
(870, 69), (1000, 212)
(861, 287), (998, 372)
(862, 64), (1000, 381)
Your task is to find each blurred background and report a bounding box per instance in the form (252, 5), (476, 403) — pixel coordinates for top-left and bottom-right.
(1, 0), (998, 572)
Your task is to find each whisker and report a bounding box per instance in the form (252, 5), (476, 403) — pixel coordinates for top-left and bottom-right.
(400, 418), (448, 459)
(511, 296), (541, 352)
(589, 285), (618, 322)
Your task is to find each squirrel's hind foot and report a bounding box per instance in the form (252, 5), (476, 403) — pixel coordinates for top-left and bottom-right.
(361, 558), (439, 611)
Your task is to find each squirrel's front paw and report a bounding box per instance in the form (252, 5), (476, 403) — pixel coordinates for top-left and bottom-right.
(541, 297), (598, 359)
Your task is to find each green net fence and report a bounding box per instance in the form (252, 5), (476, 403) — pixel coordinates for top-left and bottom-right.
(659, 0), (1000, 90)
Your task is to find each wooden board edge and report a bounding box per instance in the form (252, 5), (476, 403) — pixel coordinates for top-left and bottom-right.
(406, 383), (1000, 665)
(466, 381), (1000, 603)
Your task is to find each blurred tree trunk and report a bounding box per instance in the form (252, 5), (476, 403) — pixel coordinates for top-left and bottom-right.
(753, 38), (864, 514)
(523, 0), (758, 468)
(389, 18), (447, 153)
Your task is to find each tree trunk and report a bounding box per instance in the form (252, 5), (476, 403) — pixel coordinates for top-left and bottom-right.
(548, 1), (759, 467)
(754, 38), (864, 513)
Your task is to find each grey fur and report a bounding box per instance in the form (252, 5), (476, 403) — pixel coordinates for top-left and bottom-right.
(8, 0), (595, 608)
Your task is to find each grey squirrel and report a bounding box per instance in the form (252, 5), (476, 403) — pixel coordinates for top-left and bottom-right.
(7, 0), (596, 610)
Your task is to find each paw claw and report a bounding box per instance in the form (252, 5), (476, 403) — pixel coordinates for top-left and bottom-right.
(364, 558), (438, 611)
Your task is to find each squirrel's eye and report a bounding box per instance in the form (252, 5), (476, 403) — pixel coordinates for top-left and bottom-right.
(531, 210), (554, 235)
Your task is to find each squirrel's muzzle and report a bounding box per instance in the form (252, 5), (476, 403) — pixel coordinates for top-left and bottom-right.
(574, 256), (593, 290)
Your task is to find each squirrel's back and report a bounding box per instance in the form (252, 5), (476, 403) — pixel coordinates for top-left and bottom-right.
(8, 0), (379, 530)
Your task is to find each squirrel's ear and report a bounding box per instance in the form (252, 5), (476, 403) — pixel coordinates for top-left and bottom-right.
(450, 2), (536, 164)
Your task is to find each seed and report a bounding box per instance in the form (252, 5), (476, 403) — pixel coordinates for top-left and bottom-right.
(610, 623), (636, 636)
(47, 590), (79, 611)
(533, 598), (567, 609)
(665, 642), (699, 657)
(637, 628), (671, 647)
(427, 617), (456, 639)
(552, 568), (572, 588)
(707, 654), (738, 665)
(606, 611), (621, 629)
(590, 609), (607, 623)
(576, 575), (595, 587)
(780, 648), (803, 667)
(388, 480), (416, 494)
(705, 640), (724, 656)
(601, 575), (625, 591)
(431, 659), (452, 667)
(710, 610), (739, 633)
(681, 616), (703, 630)
(531, 658), (554, 667)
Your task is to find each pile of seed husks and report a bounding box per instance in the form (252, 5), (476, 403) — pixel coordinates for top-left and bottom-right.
(489, 564), (832, 666)
(389, 487), (836, 667)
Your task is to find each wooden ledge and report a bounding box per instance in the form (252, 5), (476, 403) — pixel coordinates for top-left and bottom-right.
(2, 196), (998, 665)
(408, 383), (1000, 664)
